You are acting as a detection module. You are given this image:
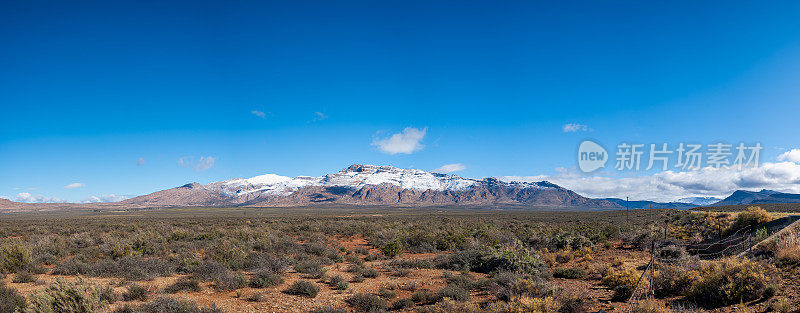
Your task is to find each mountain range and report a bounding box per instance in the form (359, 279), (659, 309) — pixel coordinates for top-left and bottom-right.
(119, 164), (621, 208)
(2, 164), (800, 212)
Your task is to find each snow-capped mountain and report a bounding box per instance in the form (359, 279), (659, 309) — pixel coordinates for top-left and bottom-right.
(121, 164), (618, 208)
(676, 196), (722, 206)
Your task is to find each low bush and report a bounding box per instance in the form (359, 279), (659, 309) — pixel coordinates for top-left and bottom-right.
(0, 283), (27, 313)
(686, 258), (767, 307)
(500, 296), (561, 313)
(91, 257), (174, 281)
(26, 278), (108, 313)
(213, 271), (247, 291)
(391, 298), (415, 310)
(438, 285), (469, 301)
(653, 263), (699, 298)
(12, 271), (37, 283)
(284, 280), (319, 298)
(601, 265), (638, 289)
(125, 296), (224, 313)
(347, 293), (387, 313)
(360, 267), (379, 278)
(0, 241), (30, 273)
(245, 252), (287, 273)
(377, 287), (396, 299)
(295, 260), (326, 278)
(552, 267), (586, 279)
(249, 271), (284, 288)
(328, 275), (349, 290)
(729, 207), (772, 233)
(411, 290), (443, 305)
(99, 285), (120, 304)
(123, 284), (149, 301)
(164, 278), (203, 293)
(439, 245), (547, 277)
(631, 300), (673, 313)
(380, 240), (403, 258)
(190, 261), (229, 281)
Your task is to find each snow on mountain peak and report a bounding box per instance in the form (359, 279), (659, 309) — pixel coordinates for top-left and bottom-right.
(207, 164), (557, 198)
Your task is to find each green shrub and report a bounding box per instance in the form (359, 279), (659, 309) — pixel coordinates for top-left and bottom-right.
(391, 298), (415, 310)
(12, 272), (37, 284)
(686, 258), (767, 307)
(438, 285), (469, 301)
(653, 263), (699, 298)
(123, 284), (149, 301)
(411, 290), (443, 305)
(164, 278), (202, 293)
(0, 241), (30, 273)
(0, 283), (27, 313)
(214, 271), (247, 291)
(26, 278), (108, 313)
(294, 260), (325, 278)
(134, 296), (224, 313)
(284, 280), (319, 298)
(729, 207), (772, 232)
(99, 285), (119, 304)
(552, 267), (586, 279)
(347, 293), (387, 313)
(360, 267), (379, 278)
(439, 245), (547, 276)
(249, 271), (283, 288)
(377, 287), (396, 299)
(601, 265), (638, 289)
(328, 275), (349, 290)
(380, 240), (403, 258)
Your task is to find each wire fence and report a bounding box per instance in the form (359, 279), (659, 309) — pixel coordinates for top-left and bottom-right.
(623, 215), (800, 313)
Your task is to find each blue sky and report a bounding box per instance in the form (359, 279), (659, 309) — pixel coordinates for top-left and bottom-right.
(2, 0), (800, 202)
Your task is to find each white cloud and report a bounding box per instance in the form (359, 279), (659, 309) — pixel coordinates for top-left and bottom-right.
(562, 123), (592, 132)
(372, 127), (427, 154)
(178, 156), (192, 167)
(80, 194), (131, 203)
(502, 158), (800, 202)
(433, 163), (467, 173)
(136, 157), (145, 166)
(63, 182), (85, 189)
(194, 156), (215, 172)
(251, 110), (267, 118)
(778, 149), (800, 163)
(14, 193), (64, 203)
(177, 156), (215, 171)
(312, 111), (328, 122)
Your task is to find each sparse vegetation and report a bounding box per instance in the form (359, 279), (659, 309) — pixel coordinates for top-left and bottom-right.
(0, 282), (27, 313)
(0, 208), (795, 312)
(347, 293), (387, 312)
(165, 278), (203, 293)
(284, 280), (319, 298)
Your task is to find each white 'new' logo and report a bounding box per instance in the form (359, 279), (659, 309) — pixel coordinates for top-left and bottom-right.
(578, 140), (608, 172)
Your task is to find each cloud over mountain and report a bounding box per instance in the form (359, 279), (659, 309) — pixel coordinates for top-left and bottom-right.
(373, 127), (427, 154)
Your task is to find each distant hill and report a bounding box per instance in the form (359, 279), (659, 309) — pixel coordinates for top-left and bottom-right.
(710, 189), (800, 206)
(600, 198), (695, 210)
